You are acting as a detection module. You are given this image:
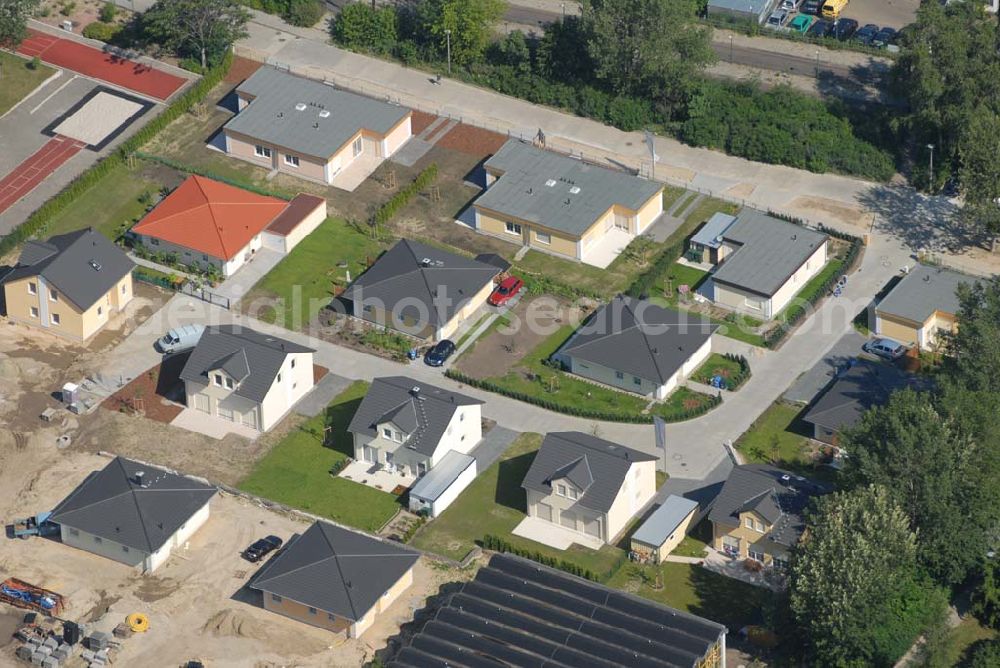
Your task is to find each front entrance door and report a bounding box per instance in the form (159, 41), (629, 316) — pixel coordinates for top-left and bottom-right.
(614, 212), (630, 232)
(194, 393), (209, 413)
(584, 517), (602, 538)
(241, 409), (257, 430)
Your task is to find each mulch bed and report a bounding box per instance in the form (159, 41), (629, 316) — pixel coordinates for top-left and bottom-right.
(225, 56), (264, 84)
(436, 122), (508, 158)
(102, 358), (187, 424)
(410, 110), (439, 136)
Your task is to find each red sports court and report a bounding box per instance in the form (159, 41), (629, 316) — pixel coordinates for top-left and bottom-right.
(0, 136), (85, 217)
(17, 29), (186, 101)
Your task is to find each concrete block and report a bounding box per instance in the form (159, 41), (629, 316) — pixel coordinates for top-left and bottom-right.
(43, 637), (59, 650)
(30, 652), (45, 665)
(42, 657), (59, 668)
(16, 645), (34, 660)
(80, 650), (95, 662)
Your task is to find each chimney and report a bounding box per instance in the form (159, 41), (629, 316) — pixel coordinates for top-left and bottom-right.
(134, 471), (146, 487)
(411, 386), (421, 396)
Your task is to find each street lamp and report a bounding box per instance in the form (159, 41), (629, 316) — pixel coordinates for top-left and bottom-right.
(444, 29), (452, 75)
(815, 50), (820, 79)
(561, 2), (566, 18)
(927, 143), (935, 192)
(730, 34), (734, 63)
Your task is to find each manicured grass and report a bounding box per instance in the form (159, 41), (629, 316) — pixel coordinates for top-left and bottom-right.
(656, 386), (716, 418)
(662, 196), (739, 248)
(692, 353), (745, 387)
(246, 217), (382, 327)
(517, 247), (638, 298)
(0, 52), (55, 116)
(41, 164), (160, 240)
(929, 616), (996, 667)
(673, 534), (710, 558)
(238, 381), (401, 532)
(735, 401), (837, 483)
(655, 262), (710, 306)
(672, 192), (699, 219)
(607, 561), (776, 630)
(662, 186), (688, 211)
(454, 314), (492, 351)
(773, 253), (848, 324)
(411, 433), (625, 576)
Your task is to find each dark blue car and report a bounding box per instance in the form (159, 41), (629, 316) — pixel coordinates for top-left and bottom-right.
(424, 340), (456, 367)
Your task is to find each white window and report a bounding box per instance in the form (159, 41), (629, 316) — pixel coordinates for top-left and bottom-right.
(567, 488), (578, 500)
(284, 154), (300, 167)
(29, 306), (38, 318)
(745, 517), (754, 529)
(327, 613), (336, 621)
(50, 313), (60, 326)
(97, 306), (103, 316)
(744, 297), (763, 311)
(352, 136), (363, 157)
(460, 413), (464, 422)
(121, 283), (127, 294)
(307, 607), (317, 615)
(615, 371), (624, 380)
(557, 484), (566, 497)
(271, 594), (282, 603)
(27, 282), (36, 295)
(504, 221), (522, 236)
(291, 359), (296, 369)
(277, 373), (282, 383)
(49, 290), (58, 302)
(536, 232), (551, 245)
(214, 374), (223, 387)
(225, 378), (234, 390)
(749, 549), (765, 562)
(254, 145), (272, 158)
(418, 462), (427, 475)
(383, 428), (393, 439)
(756, 520), (765, 532)
(122, 546), (129, 553)
(633, 376), (642, 386)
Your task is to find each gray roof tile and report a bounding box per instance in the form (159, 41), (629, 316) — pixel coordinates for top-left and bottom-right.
(179, 325), (314, 403)
(521, 432), (656, 513)
(250, 521), (419, 622)
(802, 359), (924, 433)
(475, 140), (663, 237)
(875, 264), (970, 324)
(49, 456), (216, 553)
(348, 376), (482, 458)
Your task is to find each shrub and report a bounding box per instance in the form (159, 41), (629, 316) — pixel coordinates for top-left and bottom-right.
(372, 163), (438, 227)
(82, 21), (121, 42)
(99, 1), (117, 22)
(284, 0), (324, 27)
(29, 56), (41, 70)
(481, 534), (599, 581)
(59, 1), (76, 16)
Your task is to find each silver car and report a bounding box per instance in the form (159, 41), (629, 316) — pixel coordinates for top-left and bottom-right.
(863, 337), (907, 360)
(766, 9), (790, 28)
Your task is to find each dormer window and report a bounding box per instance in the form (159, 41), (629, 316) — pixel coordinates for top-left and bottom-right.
(557, 484), (567, 497)
(225, 377), (234, 390)
(382, 427), (392, 439)
(745, 517), (753, 530)
(567, 487), (578, 500)
(214, 373), (223, 387)
(756, 520), (765, 532)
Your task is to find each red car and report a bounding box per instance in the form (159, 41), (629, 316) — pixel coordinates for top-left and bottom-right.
(488, 276), (524, 306)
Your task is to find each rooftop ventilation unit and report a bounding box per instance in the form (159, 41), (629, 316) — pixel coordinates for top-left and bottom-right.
(421, 258), (433, 267)
(319, 110), (330, 118)
(89, 260), (102, 271)
(295, 103), (307, 111)
(545, 179), (556, 187)
(569, 186), (581, 194)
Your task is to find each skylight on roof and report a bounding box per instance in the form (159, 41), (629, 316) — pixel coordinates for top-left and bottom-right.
(545, 179), (556, 187)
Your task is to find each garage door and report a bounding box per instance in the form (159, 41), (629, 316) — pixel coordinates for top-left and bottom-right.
(536, 503), (552, 522)
(584, 517), (602, 538)
(194, 393), (209, 413)
(559, 511), (577, 530)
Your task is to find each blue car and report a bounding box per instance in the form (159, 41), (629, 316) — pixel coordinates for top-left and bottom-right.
(424, 340), (456, 367)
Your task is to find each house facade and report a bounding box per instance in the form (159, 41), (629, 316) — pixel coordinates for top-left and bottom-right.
(872, 264), (968, 351)
(521, 432), (657, 545)
(180, 326), (316, 432)
(1, 229), (134, 341)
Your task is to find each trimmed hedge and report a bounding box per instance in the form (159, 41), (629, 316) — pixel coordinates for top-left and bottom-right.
(134, 152), (294, 200)
(374, 163), (438, 227)
(445, 369), (722, 424)
(722, 353), (751, 390)
(625, 237), (686, 298)
(0, 51), (232, 260)
(482, 534), (602, 581)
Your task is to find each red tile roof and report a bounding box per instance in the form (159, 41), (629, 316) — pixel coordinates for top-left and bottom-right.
(132, 175), (289, 261)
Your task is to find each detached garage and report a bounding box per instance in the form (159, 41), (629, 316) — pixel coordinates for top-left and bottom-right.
(629, 495), (699, 564)
(408, 451), (476, 518)
(261, 193), (327, 253)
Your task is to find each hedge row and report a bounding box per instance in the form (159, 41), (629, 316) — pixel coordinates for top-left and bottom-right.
(445, 369), (722, 423)
(134, 152), (294, 200)
(722, 353), (752, 390)
(0, 51), (233, 260)
(624, 237), (687, 298)
(374, 163), (438, 226)
(481, 534), (604, 581)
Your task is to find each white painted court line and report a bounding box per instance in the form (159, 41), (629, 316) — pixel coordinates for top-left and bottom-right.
(30, 74), (78, 115)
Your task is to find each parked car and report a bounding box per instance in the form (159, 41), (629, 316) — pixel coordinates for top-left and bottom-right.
(156, 324), (205, 354)
(872, 26), (897, 47)
(242, 535), (283, 562)
(789, 14), (813, 33)
(424, 339), (456, 367)
(766, 9), (790, 28)
(779, 0), (802, 10)
(853, 23), (880, 46)
(863, 337), (907, 361)
(834, 18), (859, 40)
(807, 18), (835, 37)
(801, 0), (823, 13)
(487, 276), (524, 307)
(821, 0), (848, 18)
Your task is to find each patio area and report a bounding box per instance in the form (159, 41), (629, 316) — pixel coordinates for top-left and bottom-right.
(169, 407), (261, 440)
(700, 548), (787, 591)
(330, 152), (383, 192)
(512, 516), (605, 551)
(580, 226), (634, 269)
(338, 458), (416, 495)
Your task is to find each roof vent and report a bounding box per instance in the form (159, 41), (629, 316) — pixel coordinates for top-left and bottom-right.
(295, 102), (307, 111)
(545, 179), (556, 187)
(421, 258), (433, 267)
(318, 109), (330, 118)
(134, 471), (147, 487)
(569, 186), (581, 194)
(411, 386), (420, 395)
(780, 474), (791, 483)
(89, 260), (102, 271)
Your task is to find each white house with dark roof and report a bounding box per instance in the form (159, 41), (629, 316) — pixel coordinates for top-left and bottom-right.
(179, 325), (315, 432)
(552, 295), (718, 399)
(347, 376), (483, 480)
(696, 209), (829, 320)
(49, 456), (216, 573)
(518, 432), (657, 548)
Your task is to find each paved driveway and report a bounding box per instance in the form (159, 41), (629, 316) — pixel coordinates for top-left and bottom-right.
(783, 329), (868, 405)
(215, 247), (285, 306)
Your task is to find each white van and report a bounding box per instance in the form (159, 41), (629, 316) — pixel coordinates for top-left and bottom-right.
(157, 324), (205, 354)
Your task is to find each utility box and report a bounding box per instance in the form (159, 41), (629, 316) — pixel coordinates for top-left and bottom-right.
(61, 383), (79, 405)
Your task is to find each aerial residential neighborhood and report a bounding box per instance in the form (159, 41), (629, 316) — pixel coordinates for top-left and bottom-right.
(0, 0), (999, 666)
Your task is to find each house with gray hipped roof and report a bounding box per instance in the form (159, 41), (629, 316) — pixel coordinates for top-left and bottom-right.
(472, 139), (664, 268)
(348, 376), (483, 481)
(520, 432), (657, 546)
(49, 456), (216, 573)
(872, 264), (971, 351)
(180, 325), (316, 432)
(0, 228), (134, 341)
(223, 66), (412, 190)
(697, 209), (829, 320)
(339, 239), (504, 341)
(709, 464), (827, 569)
(250, 520), (419, 638)
(552, 295), (718, 399)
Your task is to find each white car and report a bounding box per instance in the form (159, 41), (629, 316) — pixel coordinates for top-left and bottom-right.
(157, 324), (205, 354)
(779, 0), (802, 10)
(766, 9), (790, 28)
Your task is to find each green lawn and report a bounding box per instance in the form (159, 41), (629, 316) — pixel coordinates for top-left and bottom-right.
(607, 561), (776, 631)
(41, 164), (160, 240)
(692, 353), (745, 387)
(735, 401), (837, 483)
(662, 185), (688, 211)
(773, 252), (848, 324)
(238, 381), (401, 532)
(665, 196), (740, 248)
(928, 616), (997, 666)
(0, 52), (55, 117)
(654, 262), (710, 307)
(245, 217), (382, 327)
(411, 433), (625, 575)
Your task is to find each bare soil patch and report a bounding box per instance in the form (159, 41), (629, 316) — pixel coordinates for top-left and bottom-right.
(102, 353), (186, 423)
(436, 122), (507, 157)
(226, 56), (263, 84)
(410, 110), (438, 136)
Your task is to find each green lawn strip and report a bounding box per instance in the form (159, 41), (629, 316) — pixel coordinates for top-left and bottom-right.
(661, 186), (688, 212)
(454, 314), (492, 351)
(667, 197), (740, 248)
(772, 254), (848, 324)
(237, 381), (401, 532)
(41, 164), (160, 240)
(245, 217), (382, 326)
(648, 295), (767, 347)
(607, 561), (776, 631)
(516, 248), (633, 298)
(0, 52), (55, 116)
(411, 433), (624, 574)
(671, 192), (698, 219)
(691, 353), (745, 385)
(735, 401), (838, 484)
(652, 386), (716, 419)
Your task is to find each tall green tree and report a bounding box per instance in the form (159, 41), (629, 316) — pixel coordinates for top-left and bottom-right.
(330, 3), (398, 55)
(789, 485), (945, 667)
(966, 637), (1000, 667)
(580, 0), (713, 113)
(416, 0), (506, 67)
(971, 556), (1000, 630)
(958, 109), (1000, 250)
(0, 0), (40, 48)
(144, 0), (250, 69)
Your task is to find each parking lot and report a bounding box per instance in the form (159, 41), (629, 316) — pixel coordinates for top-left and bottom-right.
(839, 0), (918, 30)
(0, 451), (462, 667)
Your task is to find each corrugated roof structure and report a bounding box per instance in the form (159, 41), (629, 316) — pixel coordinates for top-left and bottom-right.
(389, 553), (726, 668)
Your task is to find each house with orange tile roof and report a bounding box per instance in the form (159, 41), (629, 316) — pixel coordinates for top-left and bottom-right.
(130, 175), (326, 278)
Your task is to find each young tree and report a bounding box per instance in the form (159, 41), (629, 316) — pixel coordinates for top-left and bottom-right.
(0, 0), (41, 49)
(329, 3), (398, 55)
(415, 0), (506, 66)
(789, 485), (945, 666)
(143, 0), (250, 69)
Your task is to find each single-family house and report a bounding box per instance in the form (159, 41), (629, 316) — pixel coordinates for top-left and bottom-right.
(0, 228), (134, 341)
(339, 239), (504, 341)
(49, 456), (216, 573)
(629, 495), (700, 564)
(708, 464), (827, 569)
(223, 67), (412, 190)
(250, 520), (419, 638)
(872, 264), (969, 351)
(389, 553), (728, 668)
(179, 325), (315, 432)
(802, 358), (921, 445)
(131, 175), (326, 277)
(695, 210), (829, 320)
(472, 139), (664, 268)
(552, 295), (718, 399)
(521, 432), (657, 545)
(348, 376), (483, 479)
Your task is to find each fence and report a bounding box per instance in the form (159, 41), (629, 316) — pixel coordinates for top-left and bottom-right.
(181, 282), (231, 310)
